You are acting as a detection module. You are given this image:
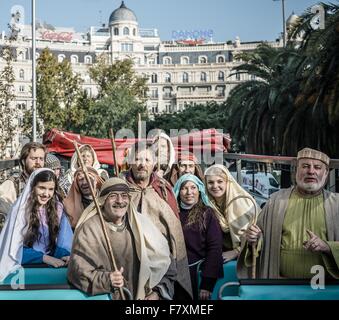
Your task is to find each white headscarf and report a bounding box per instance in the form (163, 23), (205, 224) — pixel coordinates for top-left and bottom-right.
(64, 144), (108, 185)
(0, 168), (53, 281)
(153, 132), (176, 175)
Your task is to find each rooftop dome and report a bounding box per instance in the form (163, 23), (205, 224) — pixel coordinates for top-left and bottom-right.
(286, 12), (299, 27)
(109, 1), (137, 25)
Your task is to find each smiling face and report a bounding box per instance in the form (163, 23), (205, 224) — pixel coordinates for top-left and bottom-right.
(103, 191), (130, 224)
(296, 158), (328, 194)
(34, 181), (55, 207)
(206, 174), (227, 201)
(179, 181), (199, 206)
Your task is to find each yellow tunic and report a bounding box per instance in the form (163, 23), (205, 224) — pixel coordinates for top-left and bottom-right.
(280, 190), (328, 278)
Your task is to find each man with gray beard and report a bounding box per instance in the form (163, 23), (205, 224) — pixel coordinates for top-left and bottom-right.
(238, 147), (339, 280)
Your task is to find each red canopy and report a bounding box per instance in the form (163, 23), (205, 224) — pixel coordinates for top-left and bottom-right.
(43, 128), (231, 165)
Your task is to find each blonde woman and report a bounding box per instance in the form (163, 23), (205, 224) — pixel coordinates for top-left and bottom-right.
(204, 165), (259, 263)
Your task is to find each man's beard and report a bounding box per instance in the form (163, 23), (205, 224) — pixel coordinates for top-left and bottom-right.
(26, 165), (42, 175)
(133, 167), (150, 180)
(297, 176), (327, 193)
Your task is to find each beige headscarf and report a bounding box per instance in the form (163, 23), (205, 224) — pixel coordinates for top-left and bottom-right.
(63, 167), (103, 228)
(76, 177), (171, 300)
(204, 164), (260, 249)
(64, 144), (109, 185)
(152, 132), (176, 175)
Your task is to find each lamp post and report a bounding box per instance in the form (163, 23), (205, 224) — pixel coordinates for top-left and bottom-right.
(32, 0), (37, 142)
(273, 0), (286, 47)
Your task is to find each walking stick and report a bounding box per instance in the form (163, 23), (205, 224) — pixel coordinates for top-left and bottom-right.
(157, 129), (161, 172)
(109, 128), (119, 177)
(224, 195), (258, 279)
(73, 141), (126, 300)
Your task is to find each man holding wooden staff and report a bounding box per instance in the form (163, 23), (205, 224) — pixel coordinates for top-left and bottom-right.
(67, 177), (176, 300)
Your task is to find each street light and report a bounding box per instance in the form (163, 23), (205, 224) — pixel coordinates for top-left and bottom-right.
(32, 0), (37, 142)
(273, 0), (287, 47)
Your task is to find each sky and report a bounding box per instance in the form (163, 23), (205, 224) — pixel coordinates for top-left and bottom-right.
(0, 0), (330, 42)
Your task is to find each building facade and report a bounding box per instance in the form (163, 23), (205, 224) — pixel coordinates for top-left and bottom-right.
(0, 1), (283, 157)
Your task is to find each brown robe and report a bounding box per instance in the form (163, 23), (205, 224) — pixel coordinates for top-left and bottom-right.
(123, 173), (193, 299)
(68, 215), (176, 299)
(237, 187), (339, 279)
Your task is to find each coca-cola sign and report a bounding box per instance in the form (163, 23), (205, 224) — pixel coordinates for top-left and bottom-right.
(41, 30), (73, 42)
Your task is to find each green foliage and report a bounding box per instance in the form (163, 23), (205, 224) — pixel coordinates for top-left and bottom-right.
(77, 87), (147, 138)
(89, 55), (148, 101)
(23, 48), (83, 137)
(148, 102), (228, 133)
(224, 3), (339, 157)
(0, 43), (18, 158)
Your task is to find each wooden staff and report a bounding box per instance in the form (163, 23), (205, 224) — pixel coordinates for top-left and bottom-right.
(109, 128), (119, 177)
(224, 195), (258, 279)
(73, 141), (125, 300)
(138, 113), (142, 141)
(157, 129), (161, 172)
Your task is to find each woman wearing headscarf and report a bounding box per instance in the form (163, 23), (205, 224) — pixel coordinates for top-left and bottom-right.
(173, 174), (223, 300)
(0, 168), (73, 281)
(62, 144), (109, 194)
(204, 164), (259, 263)
(152, 131), (176, 178)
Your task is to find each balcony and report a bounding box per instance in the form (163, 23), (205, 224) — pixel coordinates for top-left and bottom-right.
(163, 93), (174, 99)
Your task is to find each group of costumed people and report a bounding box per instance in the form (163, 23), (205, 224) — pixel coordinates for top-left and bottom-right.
(0, 133), (339, 300)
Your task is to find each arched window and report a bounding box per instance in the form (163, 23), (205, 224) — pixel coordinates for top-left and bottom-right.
(58, 54), (65, 63)
(200, 72), (207, 82)
(199, 56), (207, 64)
(114, 28), (119, 36)
(217, 56), (225, 63)
(164, 73), (171, 83)
(183, 72), (189, 83)
(19, 69), (24, 80)
(218, 71), (225, 81)
(151, 73), (158, 83)
(123, 27), (130, 35)
(71, 55), (78, 64)
(85, 56), (92, 64)
(181, 56), (189, 65)
(163, 57), (171, 65)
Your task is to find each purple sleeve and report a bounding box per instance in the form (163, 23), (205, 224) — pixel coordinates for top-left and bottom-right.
(201, 208), (224, 280)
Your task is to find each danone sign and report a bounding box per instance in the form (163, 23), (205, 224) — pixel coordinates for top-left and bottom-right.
(172, 29), (214, 41)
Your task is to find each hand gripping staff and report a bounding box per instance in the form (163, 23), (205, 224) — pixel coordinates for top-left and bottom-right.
(109, 128), (120, 177)
(73, 141), (126, 299)
(224, 195), (259, 279)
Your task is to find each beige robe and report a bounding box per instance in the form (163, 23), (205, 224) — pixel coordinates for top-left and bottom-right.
(68, 214), (176, 299)
(237, 187), (339, 279)
(125, 180), (193, 299)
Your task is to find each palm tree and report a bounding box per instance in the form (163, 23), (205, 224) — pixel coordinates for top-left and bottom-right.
(225, 44), (302, 155)
(225, 2), (339, 158)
